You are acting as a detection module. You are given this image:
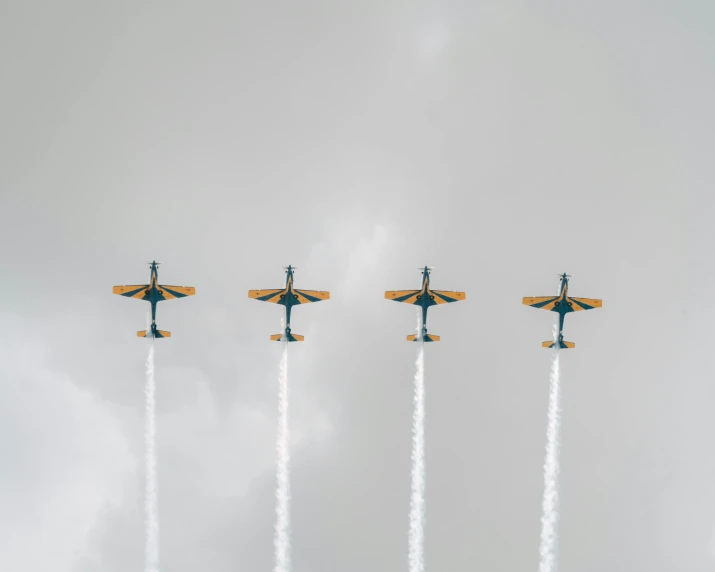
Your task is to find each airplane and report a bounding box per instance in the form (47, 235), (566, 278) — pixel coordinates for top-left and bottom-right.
(248, 265), (330, 342)
(384, 266), (466, 342)
(112, 261), (196, 339)
(522, 273), (602, 349)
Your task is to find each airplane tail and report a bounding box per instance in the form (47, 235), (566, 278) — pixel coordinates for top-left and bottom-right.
(407, 333), (440, 342)
(542, 339), (574, 349)
(137, 329), (171, 339)
(270, 331), (304, 342)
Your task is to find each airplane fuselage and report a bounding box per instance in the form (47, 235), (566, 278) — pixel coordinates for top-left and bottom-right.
(144, 264), (162, 326)
(277, 266), (299, 331)
(416, 267), (439, 332)
(554, 274), (573, 338)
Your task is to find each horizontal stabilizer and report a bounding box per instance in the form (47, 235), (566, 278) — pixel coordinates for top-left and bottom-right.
(137, 329), (171, 339)
(542, 339), (574, 349)
(270, 332), (304, 342)
(406, 333), (440, 342)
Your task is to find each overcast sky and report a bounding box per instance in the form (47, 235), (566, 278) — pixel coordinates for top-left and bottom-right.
(1, 1), (714, 571)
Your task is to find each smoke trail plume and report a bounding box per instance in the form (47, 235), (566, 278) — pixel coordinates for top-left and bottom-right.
(538, 325), (562, 572)
(274, 330), (291, 572)
(145, 341), (159, 572)
(409, 313), (426, 572)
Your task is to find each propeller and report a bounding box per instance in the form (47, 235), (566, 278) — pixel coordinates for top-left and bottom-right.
(284, 266), (297, 272)
(558, 273), (573, 279)
(419, 266), (434, 272)
(148, 261), (163, 266)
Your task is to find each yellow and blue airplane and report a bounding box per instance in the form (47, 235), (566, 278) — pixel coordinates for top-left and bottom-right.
(522, 273), (602, 349)
(385, 266), (466, 342)
(248, 265), (330, 342)
(112, 261), (196, 339)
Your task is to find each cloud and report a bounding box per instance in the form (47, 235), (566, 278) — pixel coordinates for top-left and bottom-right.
(0, 317), (134, 571)
(2, 2), (715, 571)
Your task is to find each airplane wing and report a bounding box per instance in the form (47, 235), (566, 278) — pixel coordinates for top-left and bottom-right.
(248, 289), (286, 303)
(430, 290), (466, 304)
(384, 290), (421, 304)
(522, 296), (559, 311)
(157, 285), (196, 300)
(293, 289), (330, 304)
(113, 285), (150, 300)
(567, 297), (602, 311)
(248, 288), (286, 304)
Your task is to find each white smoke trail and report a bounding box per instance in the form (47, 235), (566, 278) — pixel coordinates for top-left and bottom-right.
(144, 341), (160, 572)
(538, 325), (562, 572)
(274, 327), (291, 572)
(409, 313), (426, 572)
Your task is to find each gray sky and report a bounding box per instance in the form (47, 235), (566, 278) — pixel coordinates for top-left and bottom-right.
(1, 1), (714, 571)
